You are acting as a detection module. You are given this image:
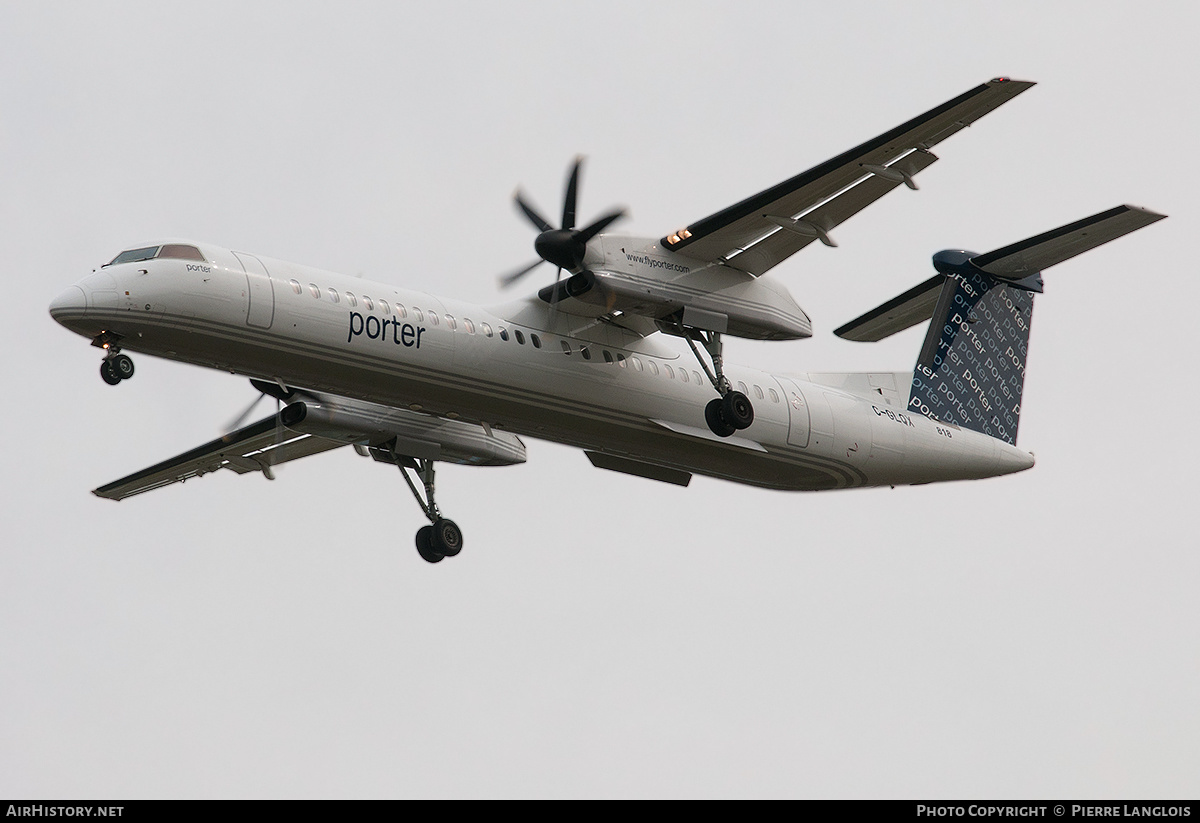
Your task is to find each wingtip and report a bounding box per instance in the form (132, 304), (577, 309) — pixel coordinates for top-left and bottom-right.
(990, 76), (1036, 87)
(1122, 204), (1168, 221)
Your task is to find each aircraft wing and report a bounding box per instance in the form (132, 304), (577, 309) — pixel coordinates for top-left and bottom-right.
(660, 78), (1034, 275)
(93, 394), (529, 501)
(93, 409), (351, 500)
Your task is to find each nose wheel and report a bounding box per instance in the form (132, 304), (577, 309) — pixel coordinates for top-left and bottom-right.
(100, 353), (135, 385)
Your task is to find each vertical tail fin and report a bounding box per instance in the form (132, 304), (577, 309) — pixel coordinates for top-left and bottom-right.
(909, 265), (1034, 444)
(835, 205), (1167, 445)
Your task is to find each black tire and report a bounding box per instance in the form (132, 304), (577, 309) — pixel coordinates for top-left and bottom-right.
(415, 525), (444, 564)
(431, 518), (463, 557)
(111, 354), (135, 380)
(704, 398), (736, 437)
(100, 360), (122, 385)
(722, 391), (754, 430)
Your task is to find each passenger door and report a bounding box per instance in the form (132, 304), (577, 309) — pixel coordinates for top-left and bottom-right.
(233, 251), (275, 329)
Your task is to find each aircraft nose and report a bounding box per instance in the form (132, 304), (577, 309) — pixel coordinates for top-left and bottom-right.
(49, 285), (87, 322)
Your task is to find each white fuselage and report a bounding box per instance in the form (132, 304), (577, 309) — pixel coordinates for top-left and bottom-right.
(50, 245), (1035, 490)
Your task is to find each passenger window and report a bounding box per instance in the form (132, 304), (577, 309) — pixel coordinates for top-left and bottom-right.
(309, 283), (320, 298)
(379, 300), (390, 315)
(531, 334), (541, 348)
(664, 364), (674, 379)
(445, 314), (456, 330)
(737, 381), (748, 394)
(395, 303), (407, 318)
(428, 311), (439, 326)
(617, 354), (626, 368)
(580, 346), (591, 360)
(769, 388), (779, 403)
(561, 341), (571, 355)
(632, 357), (643, 372)
(499, 327), (508, 341)
(693, 371), (702, 385)
(679, 368), (689, 383)
(753, 385), (764, 399)
(346, 291), (358, 307)
(327, 288), (340, 303)
(363, 296), (374, 310)
(515, 329), (525, 345)
(481, 322), (492, 337)
(412, 307), (424, 322)
(289, 279), (302, 295)
(648, 361), (658, 376)
(464, 318), (475, 334)
(603, 350), (614, 364)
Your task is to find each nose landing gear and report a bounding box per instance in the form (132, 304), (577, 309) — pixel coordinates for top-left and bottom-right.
(92, 333), (134, 385)
(100, 353), (135, 385)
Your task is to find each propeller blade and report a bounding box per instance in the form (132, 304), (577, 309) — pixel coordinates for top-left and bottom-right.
(515, 191), (553, 233)
(561, 157), (582, 230)
(576, 208), (626, 244)
(499, 258), (545, 288)
(224, 392), (267, 432)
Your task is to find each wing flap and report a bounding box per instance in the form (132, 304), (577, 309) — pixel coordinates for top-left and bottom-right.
(729, 150), (939, 276)
(93, 412), (347, 501)
(662, 78), (1034, 269)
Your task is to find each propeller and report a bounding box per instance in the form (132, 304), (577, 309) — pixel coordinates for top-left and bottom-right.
(500, 157), (626, 294)
(223, 379), (296, 432)
(222, 379), (308, 480)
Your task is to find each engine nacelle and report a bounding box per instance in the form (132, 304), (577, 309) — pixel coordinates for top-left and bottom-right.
(537, 268), (812, 341)
(281, 400), (526, 466)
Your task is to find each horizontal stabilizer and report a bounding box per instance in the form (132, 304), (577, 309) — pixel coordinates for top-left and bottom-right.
(834, 274), (943, 342)
(836, 204), (1167, 343)
(972, 204), (1167, 278)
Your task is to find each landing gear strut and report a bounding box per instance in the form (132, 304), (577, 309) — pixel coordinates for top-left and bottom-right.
(677, 323), (754, 437)
(396, 456), (463, 564)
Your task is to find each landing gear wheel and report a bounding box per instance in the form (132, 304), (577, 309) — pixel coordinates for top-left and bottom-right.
(721, 390), (754, 430)
(705, 398), (736, 437)
(415, 526), (445, 564)
(432, 518), (463, 557)
(100, 360), (122, 385)
(111, 354), (135, 380)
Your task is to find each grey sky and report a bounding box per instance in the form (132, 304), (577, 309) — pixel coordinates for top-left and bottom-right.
(2, 0), (1196, 798)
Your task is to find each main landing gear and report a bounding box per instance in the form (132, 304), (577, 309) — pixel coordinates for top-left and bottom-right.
(678, 324), (754, 438)
(395, 456), (463, 564)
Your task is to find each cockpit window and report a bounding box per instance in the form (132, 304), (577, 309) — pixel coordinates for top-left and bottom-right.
(106, 246), (159, 266)
(158, 244), (206, 261)
(104, 244), (206, 266)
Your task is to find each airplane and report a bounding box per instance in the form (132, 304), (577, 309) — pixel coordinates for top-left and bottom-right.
(49, 77), (1166, 563)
